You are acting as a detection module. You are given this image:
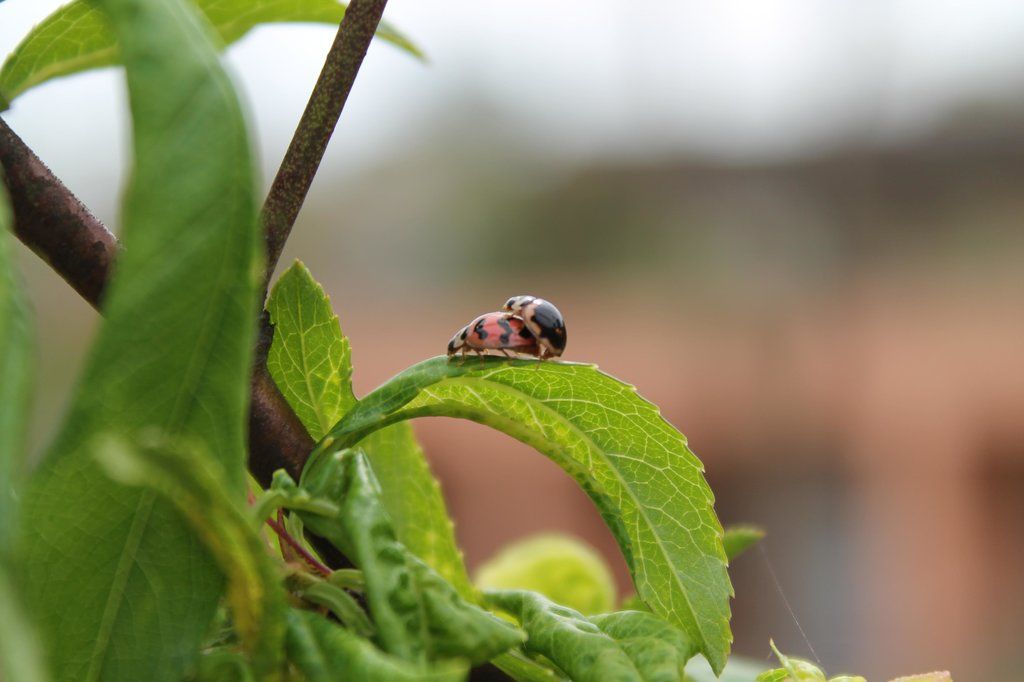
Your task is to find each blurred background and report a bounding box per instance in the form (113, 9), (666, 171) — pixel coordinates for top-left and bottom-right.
(3, 0), (1023, 678)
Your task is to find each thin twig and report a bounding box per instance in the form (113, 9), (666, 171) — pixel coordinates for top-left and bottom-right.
(261, 0), (389, 284)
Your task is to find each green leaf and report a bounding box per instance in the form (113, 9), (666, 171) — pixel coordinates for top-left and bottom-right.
(95, 431), (287, 676)
(285, 609), (467, 682)
(485, 590), (643, 682)
(267, 261), (472, 597)
(0, 0), (421, 109)
(267, 261), (356, 438)
(295, 449), (524, 665)
(476, 534), (617, 616)
(590, 611), (697, 682)
(0, 180), (32, 554)
(16, 0), (262, 678)
(318, 357), (733, 672)
(723, 525), (764, 562)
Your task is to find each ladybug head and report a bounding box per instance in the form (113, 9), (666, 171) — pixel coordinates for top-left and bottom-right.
(504, 295), (536, 314)
(447, 325), (469, 356)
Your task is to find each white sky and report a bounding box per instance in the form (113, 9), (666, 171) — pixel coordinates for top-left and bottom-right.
(3, 0), (1024, 221)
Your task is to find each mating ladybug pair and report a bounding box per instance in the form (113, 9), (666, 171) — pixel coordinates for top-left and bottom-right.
(447, 295), (567, 361)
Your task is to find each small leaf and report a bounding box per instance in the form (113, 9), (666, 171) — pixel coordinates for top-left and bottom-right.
(95, 431), (287, 675)
(476, 534), (617, 615)
(267, 261), (472, 596)
(16, 0), (263, 677)
(319, 357), (733, 672)
(0, 0), (422, 108)
(755, 672), (791, 682)
(485, 590), (642, 682)
(723, 525), (764, 562)
(267, 261), (356, 438)
(296, 449), (524, 665)
(756, 641), (826, 682)
(285, 609), (467, 682)
(288, 572), (375, 638)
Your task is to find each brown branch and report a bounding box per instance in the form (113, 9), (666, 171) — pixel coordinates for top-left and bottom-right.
(0, 118), (116, 308)
(0, 115), (313, 485)
(261, 0), (389, 283)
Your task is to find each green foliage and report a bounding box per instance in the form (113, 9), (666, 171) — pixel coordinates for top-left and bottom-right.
(317, 356), (733, 672)
(267, 261), (473, 597)
(0, 0), (422, 109)
(15, 0), (262, 678)
(285, 609), (467, 682)
(95, 431), (288, 676)
(476, 534), (617, 615)
(722, 526), (764, 562)
(294, 448), (525, 665)
(0, 0), (779, 677)
(486, 589), (697, 682)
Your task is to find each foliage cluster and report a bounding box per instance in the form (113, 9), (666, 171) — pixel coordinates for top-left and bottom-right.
(0, 1), (949, 681)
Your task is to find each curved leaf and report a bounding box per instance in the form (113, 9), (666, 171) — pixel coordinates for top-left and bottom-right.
(296, 449), (524, 665)
(486, 590), (643, 682)
(0, 0), (422, 109)
(16, 0), (262, 677)
(267, 261), (473, 596)
(318, 357), (733, 672)
(285, 610), (466, 682)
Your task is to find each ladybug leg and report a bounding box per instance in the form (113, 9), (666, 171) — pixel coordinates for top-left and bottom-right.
(498, 348), (513, 359)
